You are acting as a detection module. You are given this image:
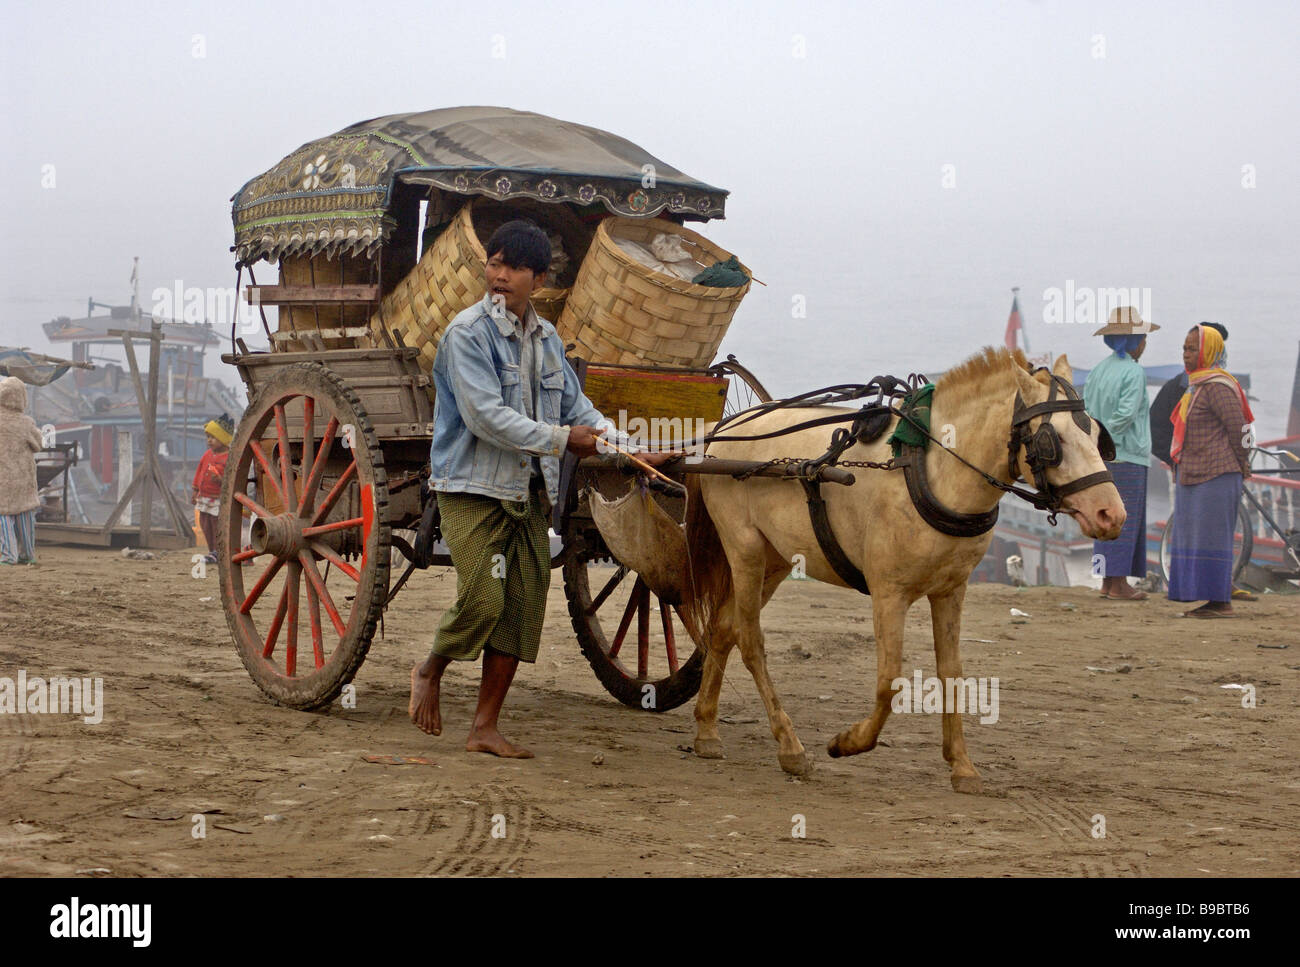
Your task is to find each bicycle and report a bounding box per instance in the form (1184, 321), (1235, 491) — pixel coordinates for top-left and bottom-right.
(1158, 446), (1300, 586)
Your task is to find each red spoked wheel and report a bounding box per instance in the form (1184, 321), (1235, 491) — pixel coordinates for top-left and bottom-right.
(218, 362), (390, 710)
(561, 501), (704, 713)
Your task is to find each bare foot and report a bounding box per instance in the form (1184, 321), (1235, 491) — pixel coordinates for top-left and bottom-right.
(1101, 578), (1147, 600)
(466, 727), (533, 758)
(1104, 587), (1149, 600)
(409, 664), (442, 735)
(1184, 602), (1235, 618)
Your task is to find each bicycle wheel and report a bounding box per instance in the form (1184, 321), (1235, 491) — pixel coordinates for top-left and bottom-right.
(1233, 502), (1254, 581)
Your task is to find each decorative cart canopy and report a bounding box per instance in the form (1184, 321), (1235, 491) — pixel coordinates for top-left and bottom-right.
(231, 106), (730, 264)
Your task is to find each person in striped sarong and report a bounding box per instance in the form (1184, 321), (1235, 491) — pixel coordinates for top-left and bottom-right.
(1083, 308), (1159, 600)
(0, 377), (43, 566)
(1167, 324), (1254, 617)
(409, 221), (672, 758)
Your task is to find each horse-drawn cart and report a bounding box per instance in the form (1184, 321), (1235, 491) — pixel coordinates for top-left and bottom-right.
(218, 107), (769, 713)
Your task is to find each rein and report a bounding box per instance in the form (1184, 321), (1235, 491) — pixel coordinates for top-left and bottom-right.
(705, 370), (1112, 523)
(694, 368), (1116, 593)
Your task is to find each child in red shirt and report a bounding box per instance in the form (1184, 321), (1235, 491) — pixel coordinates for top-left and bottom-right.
(192, 414), (234, 563)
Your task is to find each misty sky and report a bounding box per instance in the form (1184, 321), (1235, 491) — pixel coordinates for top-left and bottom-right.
(3, 0), (1298, 433)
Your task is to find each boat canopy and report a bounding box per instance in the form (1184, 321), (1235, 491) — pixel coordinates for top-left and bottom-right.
(231, 106), (729, 264)
(0, 347), (92, 386)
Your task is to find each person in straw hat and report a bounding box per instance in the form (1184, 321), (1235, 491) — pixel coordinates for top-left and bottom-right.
(1083, 307), (1159, 599)
(409, 219), (673, 758)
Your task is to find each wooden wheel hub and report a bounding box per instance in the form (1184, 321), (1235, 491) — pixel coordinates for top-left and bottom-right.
(250, 513), (306, 558)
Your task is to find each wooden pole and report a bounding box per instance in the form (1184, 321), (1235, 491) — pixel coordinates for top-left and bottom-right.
(140, 321), (161, 547)
(116, 430), (133, 524)
(180, 355), (194, 490)
(102, 322), (189, 546)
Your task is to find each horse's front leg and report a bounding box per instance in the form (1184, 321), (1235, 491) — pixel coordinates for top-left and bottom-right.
(827, 590), (907, 758)
(693, 565), (788, 761)
(730, 555), (810, 777)
(692, 617), (734, 760)
(929, 587), (983, 794)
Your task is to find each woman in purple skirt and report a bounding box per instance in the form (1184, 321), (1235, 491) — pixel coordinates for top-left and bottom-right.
(1167, 324), (1254, 618)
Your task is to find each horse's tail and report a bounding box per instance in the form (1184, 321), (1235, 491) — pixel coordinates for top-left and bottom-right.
(680, 474), (731, 645)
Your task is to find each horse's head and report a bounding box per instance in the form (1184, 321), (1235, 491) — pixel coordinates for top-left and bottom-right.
(1011, 354), (1126, 540)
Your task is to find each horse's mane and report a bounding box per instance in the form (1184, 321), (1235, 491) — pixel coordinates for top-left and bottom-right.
(935, 346), (1030, 405)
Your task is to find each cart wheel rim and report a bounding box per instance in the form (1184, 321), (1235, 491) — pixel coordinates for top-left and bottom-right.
(219, 363), (389, 707)
(563, 525), (703, 712)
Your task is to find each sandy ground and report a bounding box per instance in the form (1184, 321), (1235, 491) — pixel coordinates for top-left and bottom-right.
(1, 544), (1297, 878)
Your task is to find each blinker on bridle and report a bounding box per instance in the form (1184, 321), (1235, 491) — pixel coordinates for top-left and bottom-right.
(1009, 369), (1115, 522)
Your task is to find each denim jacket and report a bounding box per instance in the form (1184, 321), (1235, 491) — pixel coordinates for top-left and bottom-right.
(429, 295), (616, 506)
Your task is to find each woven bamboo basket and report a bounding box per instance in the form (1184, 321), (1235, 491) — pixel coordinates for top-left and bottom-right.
(556, 217), (750, 369)
(368, 200), (578, 373)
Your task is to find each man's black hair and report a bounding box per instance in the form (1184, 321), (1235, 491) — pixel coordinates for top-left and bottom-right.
(1200, 321), (1228, 340)
(484, 219), (551, 274)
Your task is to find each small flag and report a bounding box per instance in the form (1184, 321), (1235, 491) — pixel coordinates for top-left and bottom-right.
(1004, 287), (1029, 352)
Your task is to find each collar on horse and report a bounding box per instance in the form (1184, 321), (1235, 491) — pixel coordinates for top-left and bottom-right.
(704, 369), (1115, 595)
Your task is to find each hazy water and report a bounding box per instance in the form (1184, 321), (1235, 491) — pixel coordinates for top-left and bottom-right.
(5, 215), (1296, 441)
(714, 213), (1299, 443)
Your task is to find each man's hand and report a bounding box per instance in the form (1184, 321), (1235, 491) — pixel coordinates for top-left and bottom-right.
(566, 425), (606, 458)
(636, 450), (683, 468)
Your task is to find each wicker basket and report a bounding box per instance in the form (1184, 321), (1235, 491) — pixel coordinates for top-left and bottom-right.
(368, 200), (577, 372)
(556, 218), (750, 369)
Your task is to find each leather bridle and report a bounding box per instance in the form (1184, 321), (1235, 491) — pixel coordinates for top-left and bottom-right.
(1006, 369), (1115, 521)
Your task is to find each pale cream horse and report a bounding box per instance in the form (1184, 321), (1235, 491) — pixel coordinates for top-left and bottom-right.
(680, 348), (1125, 792)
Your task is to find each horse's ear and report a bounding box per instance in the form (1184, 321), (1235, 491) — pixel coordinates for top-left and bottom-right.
(1052, 353), (1073, 384)
(1014, 363), (1041, 396)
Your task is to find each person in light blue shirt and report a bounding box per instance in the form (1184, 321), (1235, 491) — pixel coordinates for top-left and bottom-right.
(1083, 309), (1157, 599)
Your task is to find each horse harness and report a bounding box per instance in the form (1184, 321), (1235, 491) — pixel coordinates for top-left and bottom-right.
(703, 370), (1116, 595)
(1006, 371), (1116, 519)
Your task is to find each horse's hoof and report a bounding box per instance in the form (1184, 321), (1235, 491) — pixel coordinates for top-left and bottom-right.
(827, 732), (872, 758)
(951, 773), (984, 795)
(779, 750), (814, 777)
(694, 738), (725, 760)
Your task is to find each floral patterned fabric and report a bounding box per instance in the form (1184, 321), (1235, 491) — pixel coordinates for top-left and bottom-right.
(232, 107), (728, 264)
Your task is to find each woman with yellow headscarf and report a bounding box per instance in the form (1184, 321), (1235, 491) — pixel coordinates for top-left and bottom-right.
(1167, 324), (1254, 617)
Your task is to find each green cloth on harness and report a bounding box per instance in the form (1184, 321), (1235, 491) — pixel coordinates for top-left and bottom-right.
(432, 488), (551, 664)
(886, 382), (936, 457)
